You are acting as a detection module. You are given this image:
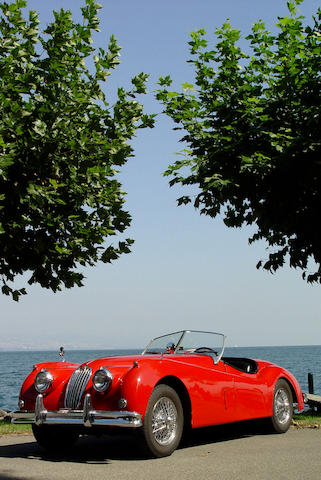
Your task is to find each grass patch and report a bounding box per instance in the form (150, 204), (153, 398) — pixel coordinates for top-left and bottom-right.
(0, 420), (32, 435)
(293, 411), (321, 427)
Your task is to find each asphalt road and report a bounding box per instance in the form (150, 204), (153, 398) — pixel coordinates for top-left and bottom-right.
(0, 425), (320, 480)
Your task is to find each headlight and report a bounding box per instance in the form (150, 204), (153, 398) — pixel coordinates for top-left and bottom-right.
(92, 367), (113, 392)
(34, 369), (53, 393)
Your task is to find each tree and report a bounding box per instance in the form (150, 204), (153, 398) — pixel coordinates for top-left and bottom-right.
(156, 0), (321, 283)
(0, 0), (154, 300)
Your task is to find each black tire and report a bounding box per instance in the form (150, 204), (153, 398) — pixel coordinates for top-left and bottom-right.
(141, 384), (184, 457)
(32, 424), (79, 453)
(269, 379), (293, 433)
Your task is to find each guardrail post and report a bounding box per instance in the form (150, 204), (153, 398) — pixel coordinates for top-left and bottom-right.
(308, 373), (314, 395)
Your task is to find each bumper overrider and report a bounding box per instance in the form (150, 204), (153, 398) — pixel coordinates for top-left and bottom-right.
(12, 394), (142, 428)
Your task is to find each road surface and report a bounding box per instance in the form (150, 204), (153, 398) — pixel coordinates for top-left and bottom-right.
(0, 425), (320, 480)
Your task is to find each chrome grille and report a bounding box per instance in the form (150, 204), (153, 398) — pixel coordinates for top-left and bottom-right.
(65, 366), (92, 409)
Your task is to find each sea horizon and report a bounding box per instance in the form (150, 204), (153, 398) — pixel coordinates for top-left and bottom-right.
(1, 343), (320, 353)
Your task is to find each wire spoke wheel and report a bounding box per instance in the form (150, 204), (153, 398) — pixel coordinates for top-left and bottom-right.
(142, 384), (184, 457)
(274, 388), (291, 424)
(152, 397), (178, 446)
(270, 379), (293, 433)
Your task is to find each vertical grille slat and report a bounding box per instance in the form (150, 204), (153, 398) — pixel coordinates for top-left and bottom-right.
(65, 366), (91, 409)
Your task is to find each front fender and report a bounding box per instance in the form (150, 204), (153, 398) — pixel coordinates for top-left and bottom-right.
(120, 359), (190, 420)
(120, 362), (159, 418)
(19, 362), (79, 410)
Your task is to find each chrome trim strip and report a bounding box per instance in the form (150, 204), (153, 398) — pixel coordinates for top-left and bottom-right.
(11, 394), (142, 428)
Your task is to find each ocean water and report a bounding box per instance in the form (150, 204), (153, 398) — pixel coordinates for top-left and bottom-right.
(0, 345), (320, 412)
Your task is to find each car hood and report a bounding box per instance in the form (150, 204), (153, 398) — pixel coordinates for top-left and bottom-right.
(83, 355), (142, 369)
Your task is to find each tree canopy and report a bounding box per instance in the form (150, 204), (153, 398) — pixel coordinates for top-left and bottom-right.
(156, 0), (321, 283)
(0, 0), (154, 300)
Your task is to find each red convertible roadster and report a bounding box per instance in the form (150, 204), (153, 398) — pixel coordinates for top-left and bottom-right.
(12, 330), (304, 457)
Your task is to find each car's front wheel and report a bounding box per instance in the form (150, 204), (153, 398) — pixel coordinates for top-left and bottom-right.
(269, 379), (293, 433)
(32, 424), (79, 453)
(141, 384), (184, 457)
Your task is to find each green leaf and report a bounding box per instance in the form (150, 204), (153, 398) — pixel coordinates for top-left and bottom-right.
(158, 75), (172, 87)
(33, 119), (47, 136)
(182, 82), (195, 91)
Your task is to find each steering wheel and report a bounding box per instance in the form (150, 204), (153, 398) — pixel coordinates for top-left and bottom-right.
(194, 347), (218, 355)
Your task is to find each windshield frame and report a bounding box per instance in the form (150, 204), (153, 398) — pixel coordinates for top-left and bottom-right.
(142, 330), (226, 364)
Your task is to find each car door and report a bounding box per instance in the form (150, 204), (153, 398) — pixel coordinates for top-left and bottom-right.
(224, 364), (267, 421)
(178, 356), (237, 427)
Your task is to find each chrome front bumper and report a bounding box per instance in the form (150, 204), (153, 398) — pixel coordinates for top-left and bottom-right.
(12, 394), (142, 428)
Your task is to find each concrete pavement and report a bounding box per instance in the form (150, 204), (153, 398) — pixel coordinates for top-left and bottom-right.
(0, 426), (320, 480)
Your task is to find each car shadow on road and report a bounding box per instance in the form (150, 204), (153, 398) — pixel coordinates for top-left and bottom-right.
(181, 418), (271, 449)
(0, 419), (272, 464)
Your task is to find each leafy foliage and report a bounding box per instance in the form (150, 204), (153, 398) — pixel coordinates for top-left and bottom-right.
(0, 0), (154, 300)
(156, 0), (321, 283)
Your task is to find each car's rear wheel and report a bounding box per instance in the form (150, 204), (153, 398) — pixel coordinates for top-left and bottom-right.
(141, 384), (184, 457)
(32, 424), (79, 453)
(269, 379), (293, 433)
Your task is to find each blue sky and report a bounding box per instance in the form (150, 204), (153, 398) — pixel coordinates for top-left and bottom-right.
(0, 0), (320, 350)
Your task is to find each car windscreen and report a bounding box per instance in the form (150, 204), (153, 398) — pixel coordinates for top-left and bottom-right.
(142, 330), (225, 361)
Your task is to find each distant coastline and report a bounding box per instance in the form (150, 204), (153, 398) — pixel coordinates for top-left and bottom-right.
(1, 343), (320, 352)
(0, 343), (142, 352)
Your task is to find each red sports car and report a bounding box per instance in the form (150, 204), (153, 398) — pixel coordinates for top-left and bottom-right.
(12, 330), (304, 457)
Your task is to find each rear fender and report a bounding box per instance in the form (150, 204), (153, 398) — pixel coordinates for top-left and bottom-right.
(259, 366), (304, 413)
